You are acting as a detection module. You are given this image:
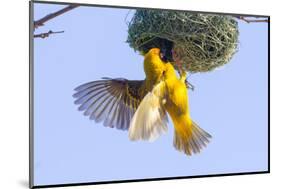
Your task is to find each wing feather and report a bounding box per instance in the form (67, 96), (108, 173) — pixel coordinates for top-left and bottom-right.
(73, 78), (145, 130)
(128, 81), (168, 141)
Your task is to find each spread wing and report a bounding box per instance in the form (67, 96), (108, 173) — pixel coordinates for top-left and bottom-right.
(73, 77), (146, 130)
(129, 81), (169, 141)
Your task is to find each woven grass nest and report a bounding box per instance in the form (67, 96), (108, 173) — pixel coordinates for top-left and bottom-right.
(127, 9), (239, 73)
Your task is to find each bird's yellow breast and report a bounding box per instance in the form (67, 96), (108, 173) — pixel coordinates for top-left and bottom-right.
(165, 77), (188, 115)
(164, 63), (189, 116)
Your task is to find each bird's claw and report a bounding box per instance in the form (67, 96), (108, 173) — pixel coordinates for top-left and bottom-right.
(185, 79), (195, 91)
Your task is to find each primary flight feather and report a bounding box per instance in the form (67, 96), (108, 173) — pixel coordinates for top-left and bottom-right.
(73, 48), (211, 155)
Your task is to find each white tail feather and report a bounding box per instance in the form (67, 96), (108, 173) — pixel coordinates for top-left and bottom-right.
(128, 82), (168, 142)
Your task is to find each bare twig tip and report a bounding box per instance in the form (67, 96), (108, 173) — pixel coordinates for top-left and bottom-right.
(34, 30), (65, 39)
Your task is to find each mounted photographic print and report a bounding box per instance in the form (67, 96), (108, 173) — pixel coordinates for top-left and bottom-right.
(30, 1), (270, 188)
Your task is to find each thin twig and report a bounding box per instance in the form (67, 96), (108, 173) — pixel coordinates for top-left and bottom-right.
(34, 5), (79, 29)
(34, 30), (64, 38)
(235, 16), (269, 23)
(124, 10), (132, 26)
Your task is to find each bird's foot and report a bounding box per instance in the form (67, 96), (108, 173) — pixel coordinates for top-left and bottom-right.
(185, 79), (195, 91)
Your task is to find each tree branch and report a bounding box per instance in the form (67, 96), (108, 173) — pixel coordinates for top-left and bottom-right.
(235, 16), (269, 23)
(34, 30), (64, 39)
(34, 5), (79, 29)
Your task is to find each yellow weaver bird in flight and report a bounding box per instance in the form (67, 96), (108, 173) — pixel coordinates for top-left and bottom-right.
(73, 48), (211, 155)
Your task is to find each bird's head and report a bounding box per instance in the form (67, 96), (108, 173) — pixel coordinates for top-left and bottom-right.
(145, 47), (171, 62)
(144, 48), (163, 64)
(146, 48), (161, 56)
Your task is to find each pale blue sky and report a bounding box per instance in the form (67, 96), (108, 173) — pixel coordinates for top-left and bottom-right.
(33, 3), (268, 186)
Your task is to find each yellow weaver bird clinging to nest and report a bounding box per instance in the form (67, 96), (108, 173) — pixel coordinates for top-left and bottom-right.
(73, 48), (211, 156)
